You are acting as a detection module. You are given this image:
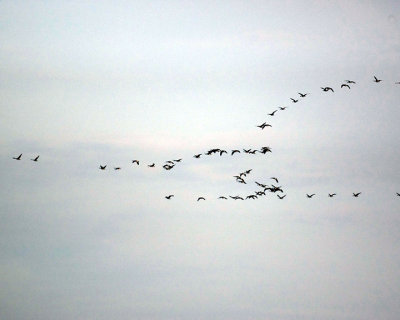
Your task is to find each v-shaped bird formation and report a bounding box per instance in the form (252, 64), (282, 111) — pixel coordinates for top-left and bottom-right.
(12, 76), (400, 202)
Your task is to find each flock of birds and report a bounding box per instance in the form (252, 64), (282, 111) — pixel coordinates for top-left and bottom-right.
(12, 76), (400, 202)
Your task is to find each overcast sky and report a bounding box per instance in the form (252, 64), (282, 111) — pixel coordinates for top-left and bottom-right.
(1, 1), (400, 319)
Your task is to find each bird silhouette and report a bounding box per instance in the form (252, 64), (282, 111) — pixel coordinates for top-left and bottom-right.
(246, 195), (257, 200)
(353, 192), (361, 197)
(298, 92), (309, 97)
(271, 177), (279, 183)
(13, 154), (22, 160)
(231, 149), (241, 155)
(257, 122), (272, 129)
(173, 159), (182, 162)
(218, 196), (227, 200)
(328, 193), (336, 197)
(99, 165), (107, 170)
(31, 155), (39, 162)
(193, 154), (202, 158)
(268, 110), (278, 116)
(345, 80), (356, 84)
(321, 87), (334, 92)
(197, 197), (206, 201)
(341, 84), (351, 89)
(290, 98), (299, 103)
(114, 167), (121, 170)
(165, 195), (174, 199)
(277, 194), (286, 199)
(132, 160), (139, 165)
(397, 193), (400, 196)
(306, 194), (315, 198)
(373, 76), (382, 83)
(219, 150), (227, 156)
(279, 106), (287, 110)
(148, 163), (155, 168)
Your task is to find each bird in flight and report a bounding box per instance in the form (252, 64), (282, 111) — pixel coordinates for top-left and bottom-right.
(328, 193), (336, 197)
(290, 98), (299, 103)
(298, 92), (309, 97)
(345, 80), (356, 84)
(148, 163), (155, 168)
(277, 194), (286, 199)
(353, 192), (361, 197)
(13, 154), (22, 160)
(218, 196), (227, 200)
(271, 177), (279, 183)
(257, 122), (272, 129)
(31, 155), (39, 162)
(99, 165), (106, 170)
(165, 195), (174, 199)
(268, 110), (278, 116)
(197, 197), (206, 201)
(373, 76), (382, 83)
(114, 167), (121, 170)
(341, 84), (351, 89)
(279, 106), (287, 110)
(321, 87), (334, 92)
(132, 160), (139, 165)
(193, 154), (202, 158)
(173, 159), (182, 162)
(231, 149), (241, 155)
(306, 194), (315, 198)
(219, 150), (227, 156)
(397, 193), (400, 196)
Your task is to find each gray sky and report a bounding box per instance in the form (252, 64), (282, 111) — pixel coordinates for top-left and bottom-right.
(1, 1), (400, 319)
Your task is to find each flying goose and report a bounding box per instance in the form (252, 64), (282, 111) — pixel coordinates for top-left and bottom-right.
(13, 154), (22, 160)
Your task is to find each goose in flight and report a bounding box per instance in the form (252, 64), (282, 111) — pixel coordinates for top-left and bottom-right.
(328, 193), (336, 197)
(306, 194), (315, 198)
(341, 84), (351, 89)
(345, 80), (356, 84)
(197, 197), (206, 201)
(257, 122), (272, 129)
(373, 76), (382, 83)
(193, 154), (202, 158)
(298, 92), (309, 97)
(321, 87), (334, 92)
(163, 164), (174, 170)
(132, 160), (139, 165)
(31, 155), (39, 162)
(290, 98), (299, 103)
(218, 196), (227, 200)
(245, 169), (252, 175)
(246, 195), (257, 200)
(165, 195), (174, 199)
(353, 192), (361, 197)
(231, 149), (241, 155)
(13, 153), (22, 160)
(260, 146), (272, 154)
(148, 163), (155, 168)
(219, 150), (227, 156)
(271, 177), (279, 183)
(277, 194), (286, 199)
(279, 106), (287, 110)
(268, 110), (278, 116)
(255, 181), (267, 188)
(99, 165), (107, 170)
(114, 167), (121, 170)
(173, 159), (182, 162)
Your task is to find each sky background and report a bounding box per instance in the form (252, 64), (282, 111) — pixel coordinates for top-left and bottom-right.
(1, 1), (400, 319)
